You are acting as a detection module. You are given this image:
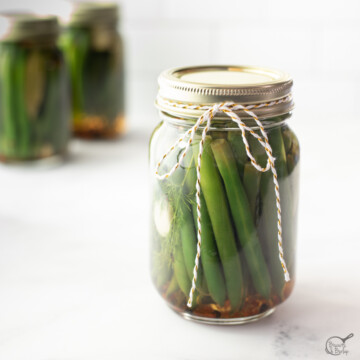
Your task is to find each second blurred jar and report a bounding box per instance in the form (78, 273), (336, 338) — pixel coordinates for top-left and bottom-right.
(0, 13), (70, 162)
(60, 2), (125, 139)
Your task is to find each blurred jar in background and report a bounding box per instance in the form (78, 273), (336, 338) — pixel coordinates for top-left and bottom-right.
(60, 2), (125, 139)
(0, 13), (70, 163)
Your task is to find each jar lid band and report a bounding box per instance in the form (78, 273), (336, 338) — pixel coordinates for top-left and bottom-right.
(0, 12), (59, 42)
(157, 65), (294, 119)
(155, 98), (291, 308)
(64, 1), (119, 26)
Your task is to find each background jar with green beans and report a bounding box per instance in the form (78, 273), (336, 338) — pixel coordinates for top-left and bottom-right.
(149, 65), (300, 325)
(0, 13), (70, 163)
(60, 2), (125, 139)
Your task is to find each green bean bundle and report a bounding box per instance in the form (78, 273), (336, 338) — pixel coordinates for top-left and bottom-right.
(150, 123), (299, 320)
(0, 14), (70, 162)
(59, 2), (125, 139)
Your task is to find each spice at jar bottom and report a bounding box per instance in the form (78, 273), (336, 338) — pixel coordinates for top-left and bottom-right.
(0, 13), (70, 163)
(149, 65), (300, 324)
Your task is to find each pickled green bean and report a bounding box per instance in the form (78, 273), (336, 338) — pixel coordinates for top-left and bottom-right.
(174, 241), (191, 296)
(191, 194), (227, 306)
(260, 127), (292, 297)
(179, 200), (200, 282)
(60, 28), (89, 126)
(243, 162), (261, 223)
(0, 44), (18, 157)
(14, 47), (29, 158)
(211, 139), (271, 299)
(228, 131), (248, 178)
(166, 274), (179, 297)
(194, 138), (245, 309)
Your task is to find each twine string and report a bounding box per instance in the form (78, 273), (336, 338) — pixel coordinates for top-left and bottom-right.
(155, 96), (291, 308)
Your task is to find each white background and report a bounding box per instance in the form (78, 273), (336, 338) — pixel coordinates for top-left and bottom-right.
(0, 0), (360, 359)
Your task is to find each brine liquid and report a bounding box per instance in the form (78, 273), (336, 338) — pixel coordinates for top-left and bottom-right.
(163, 279), (295, 319)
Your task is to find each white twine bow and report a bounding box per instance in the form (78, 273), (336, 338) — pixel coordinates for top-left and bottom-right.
(155, 95), (291, 308)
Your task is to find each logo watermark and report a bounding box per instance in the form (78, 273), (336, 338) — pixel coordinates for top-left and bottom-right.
(325, 333), (354, 356)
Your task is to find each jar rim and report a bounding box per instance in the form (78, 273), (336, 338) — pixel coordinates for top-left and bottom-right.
(158, 108), (292, 130)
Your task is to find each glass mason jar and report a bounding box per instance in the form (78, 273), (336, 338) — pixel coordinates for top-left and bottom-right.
(149, 65), (300, 324)
(60, 2), (125, 139)
(0, 13), (70, 162)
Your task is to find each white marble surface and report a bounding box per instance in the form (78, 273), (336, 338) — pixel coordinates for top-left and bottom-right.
(0, 119), (359, 359)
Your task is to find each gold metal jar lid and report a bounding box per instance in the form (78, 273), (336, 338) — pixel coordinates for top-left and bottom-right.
(157, 65), (294, 119)
(0, 12), (59, 42)
(65, 1), (119, 26)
